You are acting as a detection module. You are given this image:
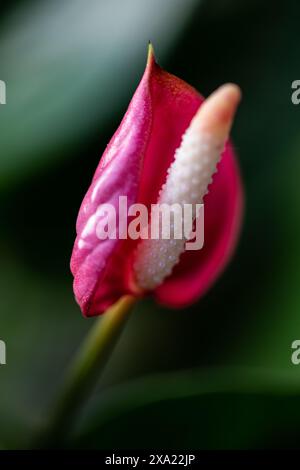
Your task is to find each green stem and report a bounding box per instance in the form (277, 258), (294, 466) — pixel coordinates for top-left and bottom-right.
(37, 295), (136, 448)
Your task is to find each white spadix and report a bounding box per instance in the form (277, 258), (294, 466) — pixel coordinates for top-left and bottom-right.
(133, 84), (241, 290)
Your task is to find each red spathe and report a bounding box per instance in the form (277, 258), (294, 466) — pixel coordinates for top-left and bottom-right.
(70, 50), (243, 317)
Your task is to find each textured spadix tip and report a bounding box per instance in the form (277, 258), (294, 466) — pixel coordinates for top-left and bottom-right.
(193, 83), (241, 140)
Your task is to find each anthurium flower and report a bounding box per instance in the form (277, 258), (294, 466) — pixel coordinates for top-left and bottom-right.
(70, 46), (243, 317)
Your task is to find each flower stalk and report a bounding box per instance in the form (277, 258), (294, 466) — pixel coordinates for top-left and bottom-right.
(38, 295), (136, 447)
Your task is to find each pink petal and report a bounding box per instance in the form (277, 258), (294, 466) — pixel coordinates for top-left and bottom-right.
(71, 49), (243, 316)
(70, 57), (152, 316)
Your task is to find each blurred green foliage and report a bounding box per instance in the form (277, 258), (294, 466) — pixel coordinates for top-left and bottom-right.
(1, 0), (300, 449)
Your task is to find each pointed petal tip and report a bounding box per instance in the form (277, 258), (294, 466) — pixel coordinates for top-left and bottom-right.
(147, 42), (156, 66)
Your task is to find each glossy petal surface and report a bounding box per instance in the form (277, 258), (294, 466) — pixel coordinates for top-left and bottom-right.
(71, 51), (243, 316)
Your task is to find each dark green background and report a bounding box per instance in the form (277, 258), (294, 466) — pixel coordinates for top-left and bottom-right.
(0, 0), (300, 449)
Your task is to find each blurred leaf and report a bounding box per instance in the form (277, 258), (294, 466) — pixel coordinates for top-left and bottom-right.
(0, 247), (89, 448)
(238, 136), (300, 369)
(72, 367), (300, 449)
(0, 0), (200, 187)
